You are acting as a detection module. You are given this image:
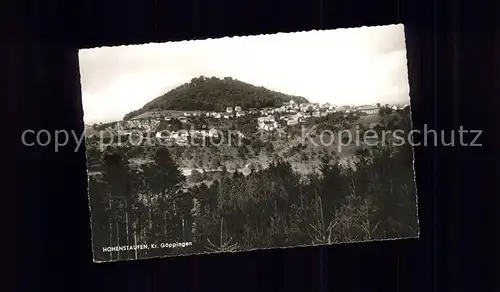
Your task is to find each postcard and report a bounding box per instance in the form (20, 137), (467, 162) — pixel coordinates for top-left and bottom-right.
(79, 24), (419, 262)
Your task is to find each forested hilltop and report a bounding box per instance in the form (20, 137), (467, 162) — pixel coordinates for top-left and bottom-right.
(123, 76), (309, 120)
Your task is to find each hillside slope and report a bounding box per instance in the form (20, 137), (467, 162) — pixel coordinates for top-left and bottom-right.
(124, 76), (309, 120)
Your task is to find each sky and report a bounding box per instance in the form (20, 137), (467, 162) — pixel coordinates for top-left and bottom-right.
(79, 24), (410, 124)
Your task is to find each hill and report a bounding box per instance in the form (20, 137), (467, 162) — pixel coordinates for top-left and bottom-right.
(123, 76), (309, 120)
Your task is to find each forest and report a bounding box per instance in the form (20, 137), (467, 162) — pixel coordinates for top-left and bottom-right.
(87, 109), (418, 261)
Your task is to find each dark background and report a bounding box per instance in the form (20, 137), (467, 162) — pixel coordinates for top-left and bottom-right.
(10, 0), (498, 291)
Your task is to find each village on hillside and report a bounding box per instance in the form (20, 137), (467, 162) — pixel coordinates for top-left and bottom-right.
(87, 101), (410, 144)
(85, 99), (412, 183)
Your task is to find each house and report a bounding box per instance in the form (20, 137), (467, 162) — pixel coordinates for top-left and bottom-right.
(357, 105), (379, 115)
(155, 131), (170, 139)
(223, 114), (231, 119)
(232, 130), (245, 138)
(234, 106), (242, 112)
(260, 121), (278, 131)
(213, 113), (222, 119)
(236, 111), (245, 117)
(262, 107), (275, 114)
(175, 137), (188, 145)
(169, 132), (179, 139)
(288, 100), (299, 110)
(170, 131), (189, 144)
(257, 117), (269, 124)
(299, 103), (314, 112)
(178, 117), (188, 123)
(208, 128), (219, 137)
(337, 105), (348, 112)
(287, 118), (299, 126)
(391, 105), (399, 111)
(226, 107), (233, 113)
(312, 111), (321, 117)
(257, 115), (278, 131)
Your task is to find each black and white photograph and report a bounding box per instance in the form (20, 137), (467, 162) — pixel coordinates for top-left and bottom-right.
(80, 24), (419, 263)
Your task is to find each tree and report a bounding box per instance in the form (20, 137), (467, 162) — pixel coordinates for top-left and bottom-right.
(264, 141), (274, 152)
(88, 175), (112, 260)
(169, 119), (183, 131)
(308, 196), (336, 244)
(86, 146), (101, 167)
(211, 157), (221, 169)
(148, 148), (187, 243)
(318, 153), (350, 212)
(205, 218), (239, 253)
(157, 120), (170, 131)
(100, 147), (135, 260)
(378, 107), (392, 117)
(152, 148), (185, 192)
(191, 170), (203, 183)
(237, 146), (248, 159)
